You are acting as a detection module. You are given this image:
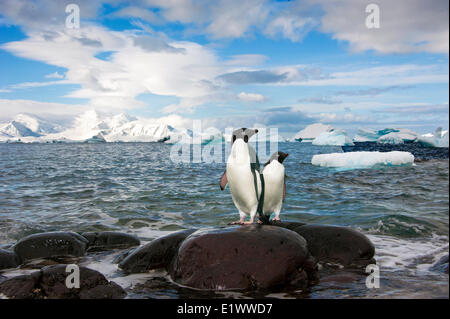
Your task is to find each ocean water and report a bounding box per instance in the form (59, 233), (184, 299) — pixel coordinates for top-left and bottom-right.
(0, 142), (448, 298)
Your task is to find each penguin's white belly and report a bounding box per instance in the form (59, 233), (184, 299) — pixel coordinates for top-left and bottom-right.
(262, 163), (285, 214)
(226, 162), (260, 215)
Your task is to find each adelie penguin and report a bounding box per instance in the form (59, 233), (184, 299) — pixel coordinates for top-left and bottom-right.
(220, 128), (261, 224)
(261, 151), (289, 222)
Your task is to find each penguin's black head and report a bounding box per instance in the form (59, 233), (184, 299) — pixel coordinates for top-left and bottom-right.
(231, 128), (259, 144)
(265, 151), (289, 165)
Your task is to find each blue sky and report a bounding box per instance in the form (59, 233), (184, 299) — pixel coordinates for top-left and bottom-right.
(0, 0), (448, 136)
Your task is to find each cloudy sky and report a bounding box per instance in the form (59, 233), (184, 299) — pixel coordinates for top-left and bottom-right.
(0, 0), (448, 136)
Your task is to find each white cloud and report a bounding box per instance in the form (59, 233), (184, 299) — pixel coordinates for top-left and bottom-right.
(111, 6), (161, 24)
(264, 15), (317, 42)
(223, 54), (268, 67)
(0, 0), (447, 55)
(8, 80), (71, 89)
(315, 0), (449, 54)
(2, 25), (226, 111)
(237, 92), (268, 102)
(139, 0), (448, 54)
(145, 0), (270, 39)
(277, 64), (448, 87)
(45, 71), (64, 79)
(0, 98), (91, 122)
(317, 112), (371, 123)
(0, 0), (102, 31)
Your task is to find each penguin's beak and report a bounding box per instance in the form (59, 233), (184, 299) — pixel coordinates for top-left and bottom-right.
(279, 152), (289, 163)
(246, 128), (259, 139)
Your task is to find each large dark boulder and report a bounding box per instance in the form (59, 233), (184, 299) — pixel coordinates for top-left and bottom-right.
(119, 229), (197, 273)
(276, 224), (375, 267)
(170, 225), (313, 291)
(82, 231), (140, 251)
(0, 248), (20, 270)
(0, 264), (126, 299)
(0, 273), (41, 299)
(13, 232), (88, 262)
(39, 265), (126, 299)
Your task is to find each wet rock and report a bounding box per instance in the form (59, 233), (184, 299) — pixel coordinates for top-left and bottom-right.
(13, 232), (88, 262)
(20, 256), (80, 270)
(0, 264), (126, 299)
(0, 274), (6, 284)
(119, 229), (197, 273)
(39, 265), (126, 299)
(277, 224), (375, 267)
(82, 231), (140, 251)
(112, 247), (136, 264)
(269, 221), (306, 230)
(0, 248), (20, 270)
(0, 272), (42, 299)
(170, 225), (312, 291)
(0, 243), (14, 250)
(430, 254), (449, 274)
(319, 271), (362, 284)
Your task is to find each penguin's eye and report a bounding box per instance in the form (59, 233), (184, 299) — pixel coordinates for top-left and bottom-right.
(232, 135), (236, 143)
(244, 135), (248, 143)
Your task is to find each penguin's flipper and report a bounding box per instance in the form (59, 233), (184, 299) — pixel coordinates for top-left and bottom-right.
(283, 180), (286, 202)
(219, 171), (228, 190)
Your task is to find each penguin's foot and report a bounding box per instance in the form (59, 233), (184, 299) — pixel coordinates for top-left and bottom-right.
(228, 216), (246, 225)
(242, 217), (255, 225)
(272, 217), (281, 222)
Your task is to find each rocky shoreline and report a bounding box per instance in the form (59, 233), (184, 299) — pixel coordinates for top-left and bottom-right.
(0, 222), (394, 299)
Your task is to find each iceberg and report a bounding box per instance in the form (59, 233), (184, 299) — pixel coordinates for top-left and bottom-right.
(312, 129), (354, 146)
(378, 129), (418, 144)
(293, 123), (334, 142)
(311, 151), (414, 169)
(418, 127), (449, 148)
(85, 133), (107, 143)
(377, 132), (405, 144)
(166, 126), (223, 145)
(353, 127), (419, 144)
(353, 128), (381, 142)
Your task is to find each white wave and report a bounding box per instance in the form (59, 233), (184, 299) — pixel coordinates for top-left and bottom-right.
(368, 233), (449, 275)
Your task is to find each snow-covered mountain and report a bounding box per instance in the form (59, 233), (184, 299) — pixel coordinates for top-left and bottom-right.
(0, 113), (63, 139)
(0, 111), (223, 144)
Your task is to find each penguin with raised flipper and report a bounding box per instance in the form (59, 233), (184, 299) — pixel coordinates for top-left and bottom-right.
(260, 151), (289, 222)
(219, 128), (262, 224)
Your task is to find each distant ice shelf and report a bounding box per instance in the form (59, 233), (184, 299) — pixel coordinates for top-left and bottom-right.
(311, 151), (415, 169)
